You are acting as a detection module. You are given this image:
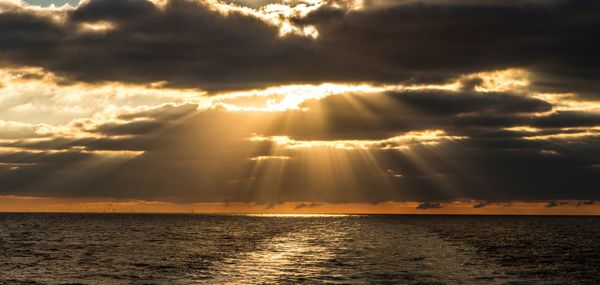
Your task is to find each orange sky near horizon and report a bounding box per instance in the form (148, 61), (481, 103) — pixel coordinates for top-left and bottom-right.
(1, 196), (599, 215)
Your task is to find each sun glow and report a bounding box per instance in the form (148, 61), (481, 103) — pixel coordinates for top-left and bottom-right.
(250, 130), (466, 150)
(504, 126), (543, 133)
(532, 92), (600, 112)
(250, 155), (292, 161)
(79, 21), (115, 32)
(210, 80), (468, 113)
(523, 127), (600, 140)
(203, 0), (322, 38)
(466, 68), (531, 93)
(212, 83), (387, 112)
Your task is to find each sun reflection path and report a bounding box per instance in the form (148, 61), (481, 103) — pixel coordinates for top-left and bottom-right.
(206, 222), (348, 284)
(200, 217), (513, 284)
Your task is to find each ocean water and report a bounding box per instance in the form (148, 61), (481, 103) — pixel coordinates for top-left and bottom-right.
(1, 214), (599, 284)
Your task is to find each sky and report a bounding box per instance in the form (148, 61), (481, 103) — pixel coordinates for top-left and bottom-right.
(0, 0), (599, 214)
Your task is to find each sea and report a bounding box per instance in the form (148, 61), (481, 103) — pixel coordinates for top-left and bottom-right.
(1, 213), (599, 284)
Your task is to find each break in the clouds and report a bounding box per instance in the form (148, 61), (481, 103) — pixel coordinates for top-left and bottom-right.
(0, 0), (599, 209)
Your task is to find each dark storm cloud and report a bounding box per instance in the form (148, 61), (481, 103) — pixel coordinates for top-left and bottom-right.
(0, 0), (599, 96)
(1, 0), (313, 90)
(302, 0), (600, 97)
(532, 112), (600, 129)
(390, 91), (552, 115)
(69, 0), (157, 21)
(284, 90), (550, 140)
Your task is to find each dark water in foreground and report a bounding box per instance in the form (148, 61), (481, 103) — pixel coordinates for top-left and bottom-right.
(1, 214), (599, 284)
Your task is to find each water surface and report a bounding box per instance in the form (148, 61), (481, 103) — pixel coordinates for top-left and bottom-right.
(1, 214), (598, 284)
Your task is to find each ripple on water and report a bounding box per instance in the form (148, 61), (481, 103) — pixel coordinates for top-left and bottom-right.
(0, 214), (599, 284)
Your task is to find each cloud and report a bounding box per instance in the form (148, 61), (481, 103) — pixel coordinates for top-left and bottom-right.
(289, 89), (552, 140)
(416, 202), (442, 210)
(545, 201), (569, 208)
(294, 202), (322, 209)
(0, 1), (600, 208)
(0, 0), (317, 91)
(0, 120), (56, 139)
(302, 0), (600, 98)
(0, 0), (598, 97)
(473, 201), (490, 209)
(92, 120), (167, 136)
(576, 200), (597, 207)
(532, 112), (600, 129)
(0, 88), (599, 204)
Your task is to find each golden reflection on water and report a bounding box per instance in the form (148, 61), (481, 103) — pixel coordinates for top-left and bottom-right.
(208, 222), (349, 284)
